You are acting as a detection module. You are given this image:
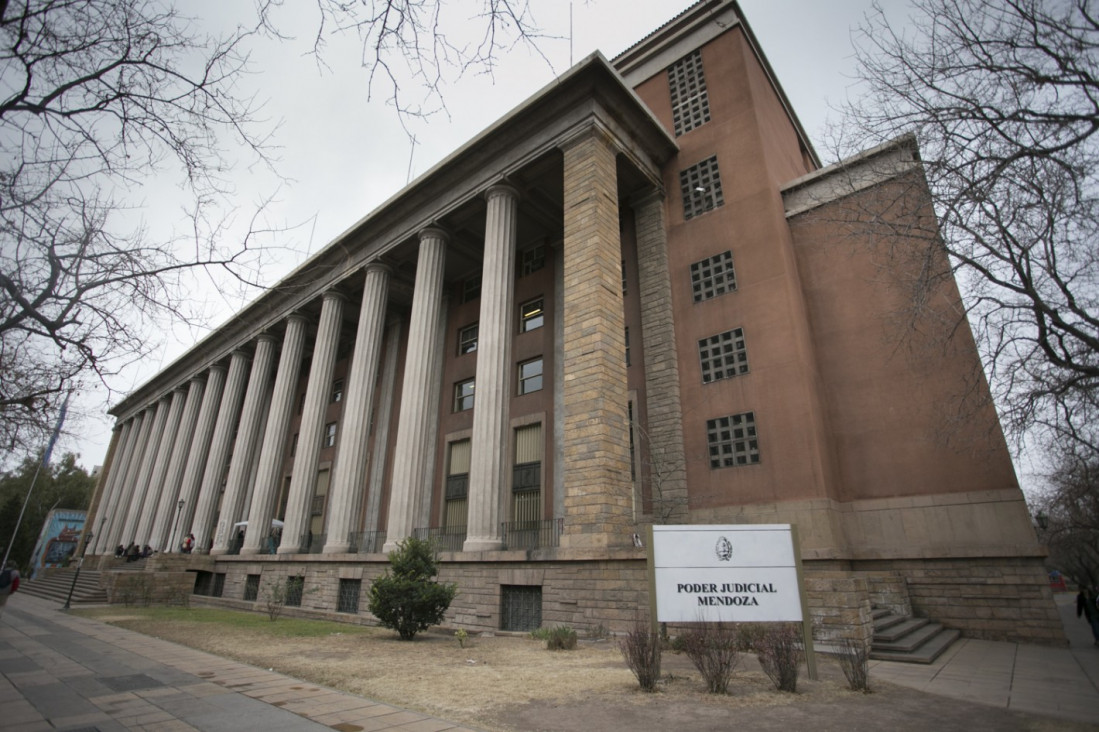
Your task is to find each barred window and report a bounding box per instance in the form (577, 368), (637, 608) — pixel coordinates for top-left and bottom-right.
(337, 579), (361, 614)
(669, 49), (711, 136)
(454, 379), (475, 412)
(520, 244), (545, 276)
(680, 156), (725, 220)
(285, 576), (304, 607)
(458, 323), (478, 355)
(707, 412), (760, 468)
(244, 574), (260, 602)
(520, 298), (544, 332)
(518, 358), (543, 395)
(500, 585), (542, 632)
(699, 328), (749, 383)
(691, 250), (736, 302)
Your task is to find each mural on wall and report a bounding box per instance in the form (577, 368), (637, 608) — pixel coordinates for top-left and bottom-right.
(28, 510), (86, 579)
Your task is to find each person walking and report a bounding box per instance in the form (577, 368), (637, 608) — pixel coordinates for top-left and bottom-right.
(1076, 585), (1099, 646)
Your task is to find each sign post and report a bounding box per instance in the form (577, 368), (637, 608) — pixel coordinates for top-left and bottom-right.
(648, 523), (817, 680)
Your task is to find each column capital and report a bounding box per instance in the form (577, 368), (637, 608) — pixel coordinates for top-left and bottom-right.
(363, 261), (392, 277)
(322, 289), (348, 305)
(485, 182), (521, 203)
(256, 332), (279, 347)
(419, 226), (450, 244)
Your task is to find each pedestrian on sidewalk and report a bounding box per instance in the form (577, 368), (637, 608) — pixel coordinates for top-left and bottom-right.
(1076, 585), (1099, 645)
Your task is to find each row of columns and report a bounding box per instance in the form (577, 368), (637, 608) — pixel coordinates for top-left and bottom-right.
(93, 129), (641, 558)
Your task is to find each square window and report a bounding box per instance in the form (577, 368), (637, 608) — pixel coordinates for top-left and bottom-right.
(454, 379), (475, 411)
(680, 156), (725, 220)
(691, 250), (737, 302)
(458, 323), (478, 355)
(331, 379), (344, 403)
(324, 422), (337, 448)
(520, 298), (544, 332)
(706, 412), (760, 469)
(519, 244), (545, 276)
(699, 328), (749, 383)
(668, 49), (712, 137)
(518, 358), (543, 395)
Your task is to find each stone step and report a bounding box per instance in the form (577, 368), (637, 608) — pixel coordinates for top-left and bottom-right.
(874, 616), (930, 642)
(19, 570), (108, 605)
(873, 621), (947, 653)
(871, 606), (892, 620)
(873, 612), (907, 633)
(871, 628), (961, 664)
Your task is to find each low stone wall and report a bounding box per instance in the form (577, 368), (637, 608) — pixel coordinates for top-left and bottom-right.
(863, 571), (911, 616)
(804, 572), (873, 648)
(103, 570), (193, 606)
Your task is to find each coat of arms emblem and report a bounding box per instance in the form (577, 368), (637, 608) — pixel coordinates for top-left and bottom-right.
(715, 536), (733, 561)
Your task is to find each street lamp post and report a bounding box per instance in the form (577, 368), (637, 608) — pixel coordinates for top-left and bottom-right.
(173, 499), (185, 552)
(62, 528), (93, 611)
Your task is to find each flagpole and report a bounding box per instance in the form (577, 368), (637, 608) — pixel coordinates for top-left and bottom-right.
(1, 395), (70, 570)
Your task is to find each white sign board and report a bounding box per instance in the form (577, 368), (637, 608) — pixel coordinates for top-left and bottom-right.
(651, 524), (803, 623)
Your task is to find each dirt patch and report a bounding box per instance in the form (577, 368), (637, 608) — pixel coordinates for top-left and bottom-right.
(93, 615), (1086, 732)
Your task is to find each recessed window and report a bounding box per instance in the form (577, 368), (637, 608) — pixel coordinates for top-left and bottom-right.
(520, 298), (544, 332)
(699, 328), (749, 383)
(680, 156), (725, 220)
(519, 244), (545, 276)
(324, 422), (337, 448)
(331, 379), (344, 403)
(462, 275), (481, 303)
(691, 250), (737, 302)
(625, 327), (631, 367)
(669, 49), (712, 137)
(458, 323), (478, 355)
(337, 578), (361, 614)
(706, 412), (760, 469)
(454, 379), (475, 411)
(622, 259), (628, 295)
(518, 358), (543, 395)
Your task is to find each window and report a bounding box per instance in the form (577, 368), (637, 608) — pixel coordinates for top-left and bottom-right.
(324, 422), (337, 448)
(513, 424), (542, 523)
(244, 574), (260, 602)
(454, 379), (475, 411)
(520, 298), (544, 332)
(621, 259), (628, 295)
(458, 323), (478, 354)
(699, 328), (749, 383)
(331, 379), (343, 403)
(691, 250), (737, 302)
(285, 576), (304, 607)
(311, 494), (325, 516)
(625, 327), (631, 367)
(445, 440), (470, 531)
(518, 358), (543, 395)
(680, 155), (725, 220)
(501, 585), (542, 631)
(462, 275), (481, 303)
(212, 573), (226, 598)
(337, 578), (361, 614)
(668, 49), (711, 136)
(519, 244), (545, 276)
(707, 412), (760, 468)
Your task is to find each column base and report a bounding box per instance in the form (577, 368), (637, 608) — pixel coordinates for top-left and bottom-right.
(462, 538), (505, 553)
(322, 542), (352, 554)
(276, 545), (301, 555)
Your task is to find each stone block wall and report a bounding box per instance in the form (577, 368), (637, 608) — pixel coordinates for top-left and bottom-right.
(804, 572), (874, 648)
(863, 571), (911, 616)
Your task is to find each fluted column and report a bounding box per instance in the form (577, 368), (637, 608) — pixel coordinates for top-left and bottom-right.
(363, 318), (402, 546)
(92, 418), (136, 554)
(150, 376), (206, 551)
(191, 350), (251, 553)
(212, 335), (277, 554)
(175, 364), (228, 545)
(106, 407), (153, 549)
(324, 264), (391, 553)
(465, 184), (520, 551)
(279, 291), (346, 554)
(117, 397), (169, 545)
(241, 315), (307, 555)
(384, 228), (448, 551)
(132, 389), (185, 545)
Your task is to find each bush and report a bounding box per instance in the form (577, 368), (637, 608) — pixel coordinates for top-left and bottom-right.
(756, 623), (803, 692)
(679, 621), (740, 694)
(836, 637), (872, 693)
(368, 537), (457, 640)
(544, 626), (577, 650)
(619, 615), (662, 692)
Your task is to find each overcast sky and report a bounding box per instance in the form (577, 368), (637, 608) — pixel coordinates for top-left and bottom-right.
(68, 0), (905, 474)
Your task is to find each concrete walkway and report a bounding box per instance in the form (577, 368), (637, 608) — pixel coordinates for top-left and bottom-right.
(0, 594), (476, 732)
(870, 592), (1099, 725)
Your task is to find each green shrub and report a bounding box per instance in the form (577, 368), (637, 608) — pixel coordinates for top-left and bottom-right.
(544, 625), (577, 650)
(368, 537), (457, 640)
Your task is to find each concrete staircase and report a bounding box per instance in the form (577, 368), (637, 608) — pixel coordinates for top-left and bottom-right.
(18, 569), (109, 606)
(870, 606), (960, 664)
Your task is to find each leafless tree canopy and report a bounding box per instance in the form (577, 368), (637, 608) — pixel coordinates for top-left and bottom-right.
(1036, 453), (1099, 585)
(839, 0), (1099, 457)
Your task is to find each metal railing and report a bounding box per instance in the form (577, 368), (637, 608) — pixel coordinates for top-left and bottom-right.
(350, 530), (387, 554)
(500, 518), (563, 550)
(412, 526), (467, 553)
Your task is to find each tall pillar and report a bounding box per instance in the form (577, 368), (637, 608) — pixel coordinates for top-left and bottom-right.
(84, 423), (122, 555)
(324, 264), (390, 553)
(175, 364), (228, 544)
(212, 335), (277, 554)
(132, 389), (185, 545)
(241, 315), (307, 555)
(465, 184), (520, 552)
(279, 291), (346, 554)
(150, 376), (206, 551)
(117, 397), (169, 545)
(384, 228), (448, 551)
(106, 407), (153, 549)
(191, 350), (251, 553)
(92, 418), (135, 554)
(363, 318), (402, 548)
(559, 126), (633, 549)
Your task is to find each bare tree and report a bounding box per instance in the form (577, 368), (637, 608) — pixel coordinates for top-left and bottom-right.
(836, 0), (1099, 456)
(1035, 451), (1099, 586)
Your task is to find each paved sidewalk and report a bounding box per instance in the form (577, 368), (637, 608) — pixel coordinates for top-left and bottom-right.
(0, 594), (476, 732)
(870, 592), (1099, 726)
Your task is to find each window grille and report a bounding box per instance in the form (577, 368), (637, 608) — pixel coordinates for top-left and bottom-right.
(680, 156), (725, 220)
(699, 328), (749, 383)
(501, 585), (542, 632)
(337, 579), (361, 614)
(454, 379), (475, 411)
(518, 358), (543, 395)
(193, 571), (213, 596)
(669, 49), (711, 136)
(520, 244), (545, 276)
(690, 250), (737, 302)
(706, 412), (760, 468)
(285, 576), (304, 607)
(458, 323), (478, 354)
(244, 574), (260, 602)
(212, 573), (226, 598)
(311, 494), (325, 516)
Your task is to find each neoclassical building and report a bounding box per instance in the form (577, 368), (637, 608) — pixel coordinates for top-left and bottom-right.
(86, 0), (1062, 644)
